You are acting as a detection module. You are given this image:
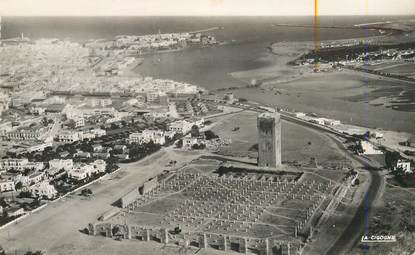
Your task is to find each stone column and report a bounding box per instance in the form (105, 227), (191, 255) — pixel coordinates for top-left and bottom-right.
(88, 223), (96, 235)
(223, 235), (228, 251)
(108, 224), (113, 238)
(160, 228), (169, 244)
(126, 225), (131, 239)
(144, 229), (150, 241)
(240, 237), (248, 254)
(265, 238), (270, 255)
(199, 233), (208, 249)
(309, 225), (314, 239)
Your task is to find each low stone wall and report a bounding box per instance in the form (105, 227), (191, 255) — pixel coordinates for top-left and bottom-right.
(118, 178), (160, 208)
(88, 223), (169, 243)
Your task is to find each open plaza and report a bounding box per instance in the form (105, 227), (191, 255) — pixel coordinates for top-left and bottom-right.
(88, 154), (347, 255)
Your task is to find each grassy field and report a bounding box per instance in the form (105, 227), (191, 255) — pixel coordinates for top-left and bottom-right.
(210, 111), (346, 166)
(372, 62), (415, 75)
(388, 174), (415, 188)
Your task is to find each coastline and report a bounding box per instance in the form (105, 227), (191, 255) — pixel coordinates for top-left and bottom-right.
(216, 38), (415, 134)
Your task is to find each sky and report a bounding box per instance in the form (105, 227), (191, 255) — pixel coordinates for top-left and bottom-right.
(0, 0), (414, 16)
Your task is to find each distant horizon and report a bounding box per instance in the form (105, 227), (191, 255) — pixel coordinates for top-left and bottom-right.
(1, 0), (415, 16)
(2, 14), (415, 17)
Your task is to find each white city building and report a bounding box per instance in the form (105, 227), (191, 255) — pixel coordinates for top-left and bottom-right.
(49, 159), (73, 171)
(69, 164), (95, 181)
(69, 161), (104, 181)
(29, 181), (58, 199)
(79, 131), (96, 141)
(57, 131), (80, 143)
(92, 160), (107, 173)
(0, 179), (15, 192)
(168, 120), (193, 134)
(0, 158), (44, 172)
(91, 128), (106, 137)
(396, 160), (412, 174)
(19, 172), (45, 186)
(129, 129), (166, 145)
(73, 117), (85, 128)
(0, 158), (29, 171)
(295, 112), (306, 118)
(359, 141), (383, 155)
(182, 137), (199, 150)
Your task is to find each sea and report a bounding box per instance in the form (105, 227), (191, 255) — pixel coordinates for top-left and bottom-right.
(2, 16), (415, 132)
(1, 16), (385, 87)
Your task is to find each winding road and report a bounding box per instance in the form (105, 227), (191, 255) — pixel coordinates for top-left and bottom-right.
(326, 154), (383, 255)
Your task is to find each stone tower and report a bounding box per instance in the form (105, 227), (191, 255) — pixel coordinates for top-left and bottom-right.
(257, 112), (282, 168)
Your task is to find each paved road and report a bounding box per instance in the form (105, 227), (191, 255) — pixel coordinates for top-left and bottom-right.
(0, 147), (200, 254)
(242, 104), (385, 255)
(326, 155), (383, 255)
(286, 115), (384, 255)
(268, 110), (383, 255)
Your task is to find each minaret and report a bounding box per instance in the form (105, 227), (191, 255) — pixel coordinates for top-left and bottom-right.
(257, 111), (282, 168)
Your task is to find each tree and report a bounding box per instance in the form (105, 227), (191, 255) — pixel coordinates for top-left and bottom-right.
(385, 151), (401, 170)
(23, 168), (31, 176)
(19, 191), (32, 198)
(15, 182), (23, 190)
(0, 198), (7, 207)
(112, 225), (120, 236)
(190, 125), (200, 138)
(79, 142), (93, 153)
(176, 139), (183, 148)
(81, 188), (93, 196)
(204, 130), (218, 140)
(42, 117), (48, 126)
(33, 198), (41, 206)
(192, 143), (206, 150)
(67, 119), (76, 129)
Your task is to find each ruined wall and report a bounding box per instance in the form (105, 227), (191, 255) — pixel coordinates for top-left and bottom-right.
(88, 222), (302, 255)
(139, 177), (158, 195)
(120, 186), (140, 208)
